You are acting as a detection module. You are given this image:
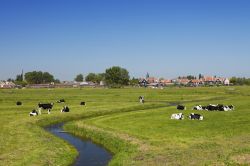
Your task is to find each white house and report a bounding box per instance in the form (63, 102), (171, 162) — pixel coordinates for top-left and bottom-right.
(224, 78), (230, 85)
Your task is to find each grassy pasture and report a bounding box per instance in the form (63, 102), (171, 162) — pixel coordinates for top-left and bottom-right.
(0, 87), (250, 165)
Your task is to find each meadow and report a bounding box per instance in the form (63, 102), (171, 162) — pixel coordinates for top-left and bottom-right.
(0, 87), (250, 166)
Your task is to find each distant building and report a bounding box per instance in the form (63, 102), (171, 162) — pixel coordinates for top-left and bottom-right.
(224, 78), (230, 85)
(146, 77), (158, 84)
(139, 78), (148, 87)
(100, 81), (105, 86)
(177, 78), (189, 85)
(188, 79), (203, 86)
(0, 81), (15, 89)
(26, 84), (55, 88)
(160, 79), (173, 86)
(202, 76), (215, 85)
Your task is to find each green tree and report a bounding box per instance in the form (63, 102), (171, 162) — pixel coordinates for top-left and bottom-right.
(85, 73), (96, 82)
(25, 71), (54, 84)
(199, 74), (203, 79)
(86, 73), (105, 83)
(42, 72), (54, 83)
(14, 81), (27, 87)
(230, 77), (237, 85)
(75, 74), (84, 82)
(129, 77), (139, 86)
(105, 66), (130, 87)
(187, 75), (195, 80)
(7, 78), (14, 82)
(15, 74), (23, 82)
(95, 73), (105, 83)
(54, 79), (61, 84)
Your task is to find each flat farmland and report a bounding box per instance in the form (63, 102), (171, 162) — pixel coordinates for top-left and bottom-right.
(1, 87), (250, 165)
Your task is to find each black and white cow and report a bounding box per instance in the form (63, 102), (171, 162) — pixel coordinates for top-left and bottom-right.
(193, 104), (234, 111)
(139, 96), (144, 104)
(206, 104), (218, 111)
(29, 109), (38, 116)
(228, 105), (234, 110)
(38, 103), (54, 114)
(80, 102), (86, 106)
(193, 105), (203, 111)
(61, 106), (70, 113)
(208, 104), (234, 111)
(202, 106), (208, 111)
(171, 113), (184, 120)
(177, 105), (186, 110)
(57, 99), (65, 103)
(189, 113), (203, 120)
(16, 101), (22, 106)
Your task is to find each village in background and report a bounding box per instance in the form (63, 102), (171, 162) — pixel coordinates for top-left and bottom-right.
(0, 71), (234, 89)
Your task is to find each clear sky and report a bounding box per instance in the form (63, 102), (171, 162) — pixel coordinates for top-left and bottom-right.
(0, 0), (249, 81)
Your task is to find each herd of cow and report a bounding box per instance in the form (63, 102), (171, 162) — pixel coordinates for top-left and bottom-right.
(16, 99), (86, 116)
(16, 97), (234, 120)
(171, 104), (235, 120)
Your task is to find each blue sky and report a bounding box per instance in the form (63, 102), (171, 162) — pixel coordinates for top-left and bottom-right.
(0, 0), (250, 80)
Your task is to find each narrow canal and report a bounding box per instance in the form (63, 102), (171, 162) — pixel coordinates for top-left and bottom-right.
(46, 123), (112, 166)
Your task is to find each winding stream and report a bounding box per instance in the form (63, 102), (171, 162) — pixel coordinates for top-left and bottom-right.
(46, 123), (112, 166)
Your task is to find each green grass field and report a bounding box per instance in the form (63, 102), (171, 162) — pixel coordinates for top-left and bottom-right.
(1, 87), (250, 166)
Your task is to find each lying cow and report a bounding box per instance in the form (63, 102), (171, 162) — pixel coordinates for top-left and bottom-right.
(16, 101), (22, 106)
(177, 105), (186, 110)
(61, 106), (70, 113)
(228, 105), (234, 110)
(206, 104), (218, 111)
(139, 96), (144, 104)
(202, 106), (208, 110)
(57, 99), (65, 103)
(189, 113), (203, 120)
(193, 104), (234, 111)
(193, 105), (203, 111)
(171, 113), (184, 120)
(29, 109), (38, 116)
(80, 102), (86, 106)
(38, 103), (54, 114)
(207, 104), (234, 111)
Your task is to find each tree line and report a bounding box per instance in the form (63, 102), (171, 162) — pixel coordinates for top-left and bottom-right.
(75, 66), (130, 88)
(230, 77), (250, 85)
(11, 66), (131, 88)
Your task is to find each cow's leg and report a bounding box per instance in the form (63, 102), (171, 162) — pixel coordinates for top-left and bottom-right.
(48, 109), (51, 114)
(38, 108), (41, 115)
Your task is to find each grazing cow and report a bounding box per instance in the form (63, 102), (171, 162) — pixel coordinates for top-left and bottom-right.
(38, 103), (54, 114)
(177, 105), (186, 110)
(189, 113), (203, 120)
(193, 105), (203, 111)
(61, 106), (70, 113)
(16, 101), (22, 106)
(139, 96), (144, 104)
(29, 109), (38, 116)
(171, 113), (184, 120)
(80, 102), (86, 105)
(57, 99), (65, 103)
